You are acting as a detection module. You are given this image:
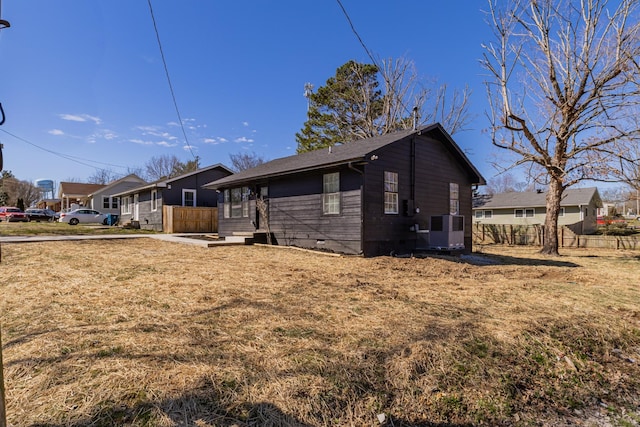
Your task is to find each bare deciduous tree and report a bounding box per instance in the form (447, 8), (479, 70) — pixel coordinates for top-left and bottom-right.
(379, 57), (472, 135)
(296, 57), (471, 152)
(87, 169), (120, 185)
(481, 0), (640, 255)
(229, 152), (265, 172)
(144, 154), (184, 181)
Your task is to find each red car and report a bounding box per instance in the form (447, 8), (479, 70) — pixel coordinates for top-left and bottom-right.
(0, 206), (29, 222)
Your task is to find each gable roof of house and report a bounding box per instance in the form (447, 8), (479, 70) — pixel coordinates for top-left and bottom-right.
(58, 182), (106, 198)
(474, 187), (602, 209)
(204, 124), (485, 189)
(111, 163), (233, 197)
(88, 174), (147, 197)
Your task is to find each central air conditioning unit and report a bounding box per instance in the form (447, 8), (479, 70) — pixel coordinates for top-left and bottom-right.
(429, 215), (465, 250)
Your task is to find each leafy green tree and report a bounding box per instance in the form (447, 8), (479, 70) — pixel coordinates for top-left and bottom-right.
(296, 61), (383, 152)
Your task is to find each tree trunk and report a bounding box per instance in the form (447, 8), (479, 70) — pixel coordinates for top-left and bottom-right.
(541, 179), (562, 256)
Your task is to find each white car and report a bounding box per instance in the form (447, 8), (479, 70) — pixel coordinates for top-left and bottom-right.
(59, 209), (108, 226)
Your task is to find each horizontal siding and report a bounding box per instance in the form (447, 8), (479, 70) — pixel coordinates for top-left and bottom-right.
(362, 134), (477, 255)
(269, 189), (362, 254)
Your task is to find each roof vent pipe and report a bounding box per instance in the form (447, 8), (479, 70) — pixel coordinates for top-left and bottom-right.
(328, 145), (332, 154)
(412, 106), (418, 130)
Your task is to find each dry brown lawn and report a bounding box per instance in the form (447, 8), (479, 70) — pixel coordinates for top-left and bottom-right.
(0, 239), (639, 426)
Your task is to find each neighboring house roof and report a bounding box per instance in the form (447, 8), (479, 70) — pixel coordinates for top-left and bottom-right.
(111, 163), (234, 197)
(204, 124), (485, 189)
(88, 174), (147, 197)
(58, 182), (106, 198)
(474, 187), (602, 209)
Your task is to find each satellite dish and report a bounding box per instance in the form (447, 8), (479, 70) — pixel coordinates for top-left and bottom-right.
(0, 19), (9, 29)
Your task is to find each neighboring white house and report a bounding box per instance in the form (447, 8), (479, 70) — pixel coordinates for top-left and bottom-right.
(87, 174), (147, 216)
(473, 187), (602, 235)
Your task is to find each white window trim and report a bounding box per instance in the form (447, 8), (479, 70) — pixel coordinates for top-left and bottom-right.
(182, 189), (196, 207)
(449, 183), (459, 215)
(122, 196), (131, 214)
(151, 189), (158, 212)
(323, 172), (340, 215)
(102, 196), (110, 210)
(384, 171), (399, 215)
(515, 208), (535, 218)
(484, 210), (493, 219)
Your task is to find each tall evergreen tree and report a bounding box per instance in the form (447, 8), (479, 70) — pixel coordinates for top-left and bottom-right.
(296, 61), (383, 153)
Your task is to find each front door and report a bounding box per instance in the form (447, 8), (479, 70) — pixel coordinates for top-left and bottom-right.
(133, 194), (139, 221)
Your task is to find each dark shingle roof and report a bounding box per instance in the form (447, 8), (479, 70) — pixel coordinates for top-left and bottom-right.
(205, 124), (485, 188)
(475, 187), (602, 209)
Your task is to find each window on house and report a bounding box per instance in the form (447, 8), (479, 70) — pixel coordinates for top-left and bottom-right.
(484, 210), (493, 219)
(102, 196), (110, 210)
(242, 187), (250, 217)
(151, 190), (158, 212)
(475, 210), (483, 219)
(559, 207), (565, 217)
(223, 190), (230, 218)
(384, 171), (399, 214)
(231, 187), (243, 218)
(183, 189), (196, 207)
(515, 208), (535, 218)
(449, 183), (459, 215)
(111, 197), (119, 209)
(224, 187), (250, 218)
(323, 172), (340, 215)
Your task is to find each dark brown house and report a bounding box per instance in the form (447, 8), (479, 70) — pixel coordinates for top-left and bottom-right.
(204, 124), (485, 256)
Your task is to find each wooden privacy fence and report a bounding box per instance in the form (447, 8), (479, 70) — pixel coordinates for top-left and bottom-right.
(163, 206), (218, 233)
(473, 223), (640, 250)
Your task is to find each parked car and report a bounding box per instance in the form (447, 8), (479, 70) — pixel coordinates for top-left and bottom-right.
(25, 208), (55, 222)
(0, 207), (29, 222)
(59, 208), (108, 225)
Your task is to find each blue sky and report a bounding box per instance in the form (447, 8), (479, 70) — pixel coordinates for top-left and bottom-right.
(0, 1), (496, 187)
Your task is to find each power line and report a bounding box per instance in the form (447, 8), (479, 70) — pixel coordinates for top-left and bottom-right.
(334, 0), (413, 118)
(0, 128), (129, 171)
(146, 0), (198, 165)
(335, 0), (377, 67)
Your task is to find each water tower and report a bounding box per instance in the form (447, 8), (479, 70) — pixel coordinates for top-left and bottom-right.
(35, 179), (54, 200)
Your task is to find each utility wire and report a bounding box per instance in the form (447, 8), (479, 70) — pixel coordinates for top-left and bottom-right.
(335, 0), (413, 118)
(147, 0), (198, 165)
(0, 128), (129, 171)
(335, 0), (377, 67)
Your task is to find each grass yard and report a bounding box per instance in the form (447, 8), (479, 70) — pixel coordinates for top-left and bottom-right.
(0, 240), (639, 426)
(0, 221), (157, 236)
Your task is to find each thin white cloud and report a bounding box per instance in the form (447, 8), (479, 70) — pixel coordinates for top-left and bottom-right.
(243, 121), (249, 127)
(130, 138), (154, 146)
(203, 137), (228, 145)
(234, 137), (254, 143)
(49, 129), (65, 136)
(182, 144), (198, 152)
(59, 113), (102, 125)
(157, 141), (178, 147)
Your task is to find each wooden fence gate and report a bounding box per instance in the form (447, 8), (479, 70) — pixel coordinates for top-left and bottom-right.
(163, 206), (218, 233)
